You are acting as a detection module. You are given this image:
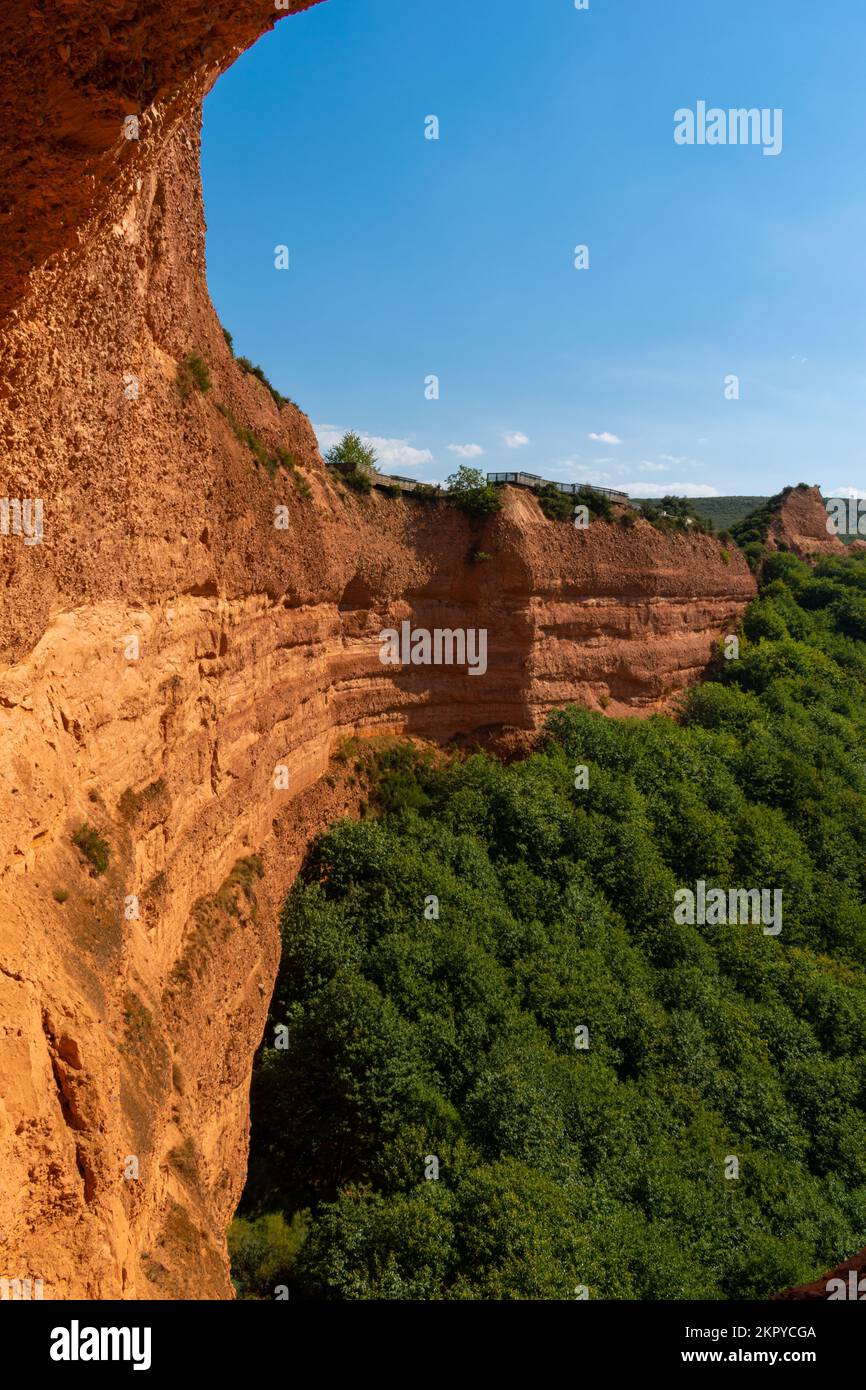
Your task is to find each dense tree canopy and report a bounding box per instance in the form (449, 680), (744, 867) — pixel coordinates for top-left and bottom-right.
(234, 550), (866, 1299)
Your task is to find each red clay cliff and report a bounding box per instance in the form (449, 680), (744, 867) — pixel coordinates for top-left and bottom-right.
(0, 1), (771, 1299)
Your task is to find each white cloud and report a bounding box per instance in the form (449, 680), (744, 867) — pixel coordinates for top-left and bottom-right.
(588, 431), (621, 445)
(623, 482), (720, 499)
(827, 485), (866, 498)
(576, 469), (615, 484)
(314, 424), (433, 471)
(448, 443), (485, 459)
(657, 453), (703, 468)
(314, 423), (346, 451)
(365, 436), (434, 470)
(638, 461), (668, 472)
(503, 431), (530, 449)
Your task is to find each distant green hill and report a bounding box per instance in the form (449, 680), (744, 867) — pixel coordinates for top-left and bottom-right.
(632, 496), (769, 534)
(690, 496), (770, 532)
(696, 493), (856, 545)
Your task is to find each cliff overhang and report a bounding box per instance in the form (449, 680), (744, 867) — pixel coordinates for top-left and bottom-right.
(0, 0), (762, 1298)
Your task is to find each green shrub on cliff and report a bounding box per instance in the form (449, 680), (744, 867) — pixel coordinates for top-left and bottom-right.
(175, 350), (211, 400)
(220, 323), (294, 410)
(235, 356), (291, 411)
(445, 465), (502, 518)
(535, 482), (574, 522)
(327, 431), (376, 494)
(72, 823), (110, 876)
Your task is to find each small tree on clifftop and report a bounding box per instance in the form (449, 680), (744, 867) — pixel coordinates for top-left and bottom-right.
(326, 431), (377, 493)
(445, 465), (502, 518)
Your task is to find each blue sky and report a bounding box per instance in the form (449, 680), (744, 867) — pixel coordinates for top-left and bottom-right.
(202, 0), (866, 498)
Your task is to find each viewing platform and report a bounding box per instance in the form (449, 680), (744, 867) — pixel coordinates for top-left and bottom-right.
(486, 471), (629, 505)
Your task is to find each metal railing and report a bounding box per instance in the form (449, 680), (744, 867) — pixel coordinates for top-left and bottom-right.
(369, 471), (438, 494)
(486, 472), (629, 505)
(328, 464), (630, 506)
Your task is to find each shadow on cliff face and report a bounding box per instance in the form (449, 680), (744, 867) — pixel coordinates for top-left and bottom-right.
(0, 1), (327, 322)
(230, 581), (866, 1300)
(0, 0), (823, 1306)
(338, 575), (375, 613)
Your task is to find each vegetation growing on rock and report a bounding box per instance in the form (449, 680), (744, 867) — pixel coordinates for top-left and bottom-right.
(233, 551), (866, 1299)
(327, 431), (377, 494)
(175, 350), (211, 400)
(445, 465), (502, 518)
(72, 823), (110, 875)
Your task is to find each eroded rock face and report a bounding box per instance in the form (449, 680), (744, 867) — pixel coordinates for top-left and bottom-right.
(0, 1), (325, 323)
(769, 486), (844, 559)
(0, 2), (757, 1298)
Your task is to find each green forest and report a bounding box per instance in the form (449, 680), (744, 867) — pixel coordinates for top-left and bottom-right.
(232, 548), (866, 1299)
(658, 495), (768, 534)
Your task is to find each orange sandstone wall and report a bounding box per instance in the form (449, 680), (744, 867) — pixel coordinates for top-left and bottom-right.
(0, 0), (756, 1298)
